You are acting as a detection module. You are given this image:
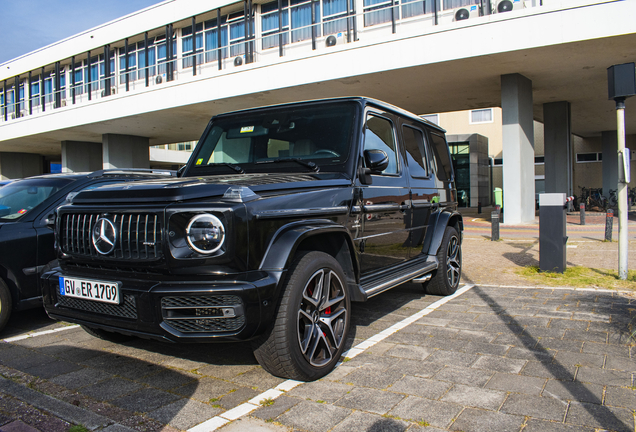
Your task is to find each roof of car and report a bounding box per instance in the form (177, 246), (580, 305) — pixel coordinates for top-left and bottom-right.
(211, 97), (446, 133)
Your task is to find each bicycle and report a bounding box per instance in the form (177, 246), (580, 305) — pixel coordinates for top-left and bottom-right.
(608, 189), (618, 208)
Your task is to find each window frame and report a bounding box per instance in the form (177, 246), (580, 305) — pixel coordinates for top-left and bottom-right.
(402, 123), (431, 179)
(469, 108), (494, 124)
(363, 111), (401, 177)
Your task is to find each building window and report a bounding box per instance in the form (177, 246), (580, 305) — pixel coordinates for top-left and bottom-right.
(421, 114), (439, 125)
(493, 158), (503, 166)
(182, 23), (204, 68)
(576, 152), (602, 163)
(534, 156), (544, 164)
(204, 17), (229, 63)
(262, 1), (290, 49)
(323, 0), (349, 35)
(470, 108), (493, 124)
(364, 0), (393, 27)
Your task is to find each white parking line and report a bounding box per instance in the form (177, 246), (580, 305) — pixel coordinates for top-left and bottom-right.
(187, 283), (475, 432)
(3, 325), (80, 343)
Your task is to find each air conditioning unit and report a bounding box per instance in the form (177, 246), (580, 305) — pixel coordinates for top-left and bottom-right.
(110, 87), (117, 94)
(495, 0), (523, 13)
(453, 4), (480, 21)
(155, 74), (166, 84)
(234, 56), (244, 67)
(325, 32), (346, 47)
(61, 100), (67, 107)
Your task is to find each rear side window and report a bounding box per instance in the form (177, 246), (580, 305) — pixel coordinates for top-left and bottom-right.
(428, 132), (453, 182)
(402, 125), (428, 178)
(364, 114), (398, 174)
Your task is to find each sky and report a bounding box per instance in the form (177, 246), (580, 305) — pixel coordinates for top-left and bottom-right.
(0, 0), (163, 64)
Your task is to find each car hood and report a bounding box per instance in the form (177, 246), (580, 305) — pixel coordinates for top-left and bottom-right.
(70, 173), (352, 204)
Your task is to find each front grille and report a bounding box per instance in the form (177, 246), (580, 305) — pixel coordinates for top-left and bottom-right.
(56, 293), (137, 319)
(161, 295), (245, 334)
(161, 295), (242, 308)
(61, 212), (163, 260)
(165, 316), (246, 333)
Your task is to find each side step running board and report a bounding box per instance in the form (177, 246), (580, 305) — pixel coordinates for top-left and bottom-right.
(361, 260), (437, 299)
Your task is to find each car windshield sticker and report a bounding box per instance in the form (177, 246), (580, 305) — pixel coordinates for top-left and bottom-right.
(196, 158), (203, 165)
(240, 126), (255, 133)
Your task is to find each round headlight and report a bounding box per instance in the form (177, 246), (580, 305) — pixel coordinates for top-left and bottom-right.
(186, 214), (225, 254)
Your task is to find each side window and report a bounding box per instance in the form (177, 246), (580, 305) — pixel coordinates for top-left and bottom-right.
(402, 125), (428, 178)
(363, 114), (398, 174)
(428, 132), (453, 182)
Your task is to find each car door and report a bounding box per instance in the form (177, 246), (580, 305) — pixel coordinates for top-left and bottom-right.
(356, 110), (411, 275)
(400, 121), (438, 256)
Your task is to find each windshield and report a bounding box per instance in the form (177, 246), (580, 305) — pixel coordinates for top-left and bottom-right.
(0, 178), (73, 221)
(189, 102), (357, 175)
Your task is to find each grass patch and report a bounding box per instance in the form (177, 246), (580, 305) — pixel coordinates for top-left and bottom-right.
(260, 398), (275, 407)
(516, 266), (636, 290)
(68, 426), (90, 432)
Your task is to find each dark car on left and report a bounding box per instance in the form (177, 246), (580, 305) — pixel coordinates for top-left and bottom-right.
(0, 169), (176, 332)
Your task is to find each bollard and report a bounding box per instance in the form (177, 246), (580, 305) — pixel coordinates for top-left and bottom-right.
(491, 211), (500, 241)
(478, 202), (482, 214)
(539, 193), (567, 273)
(605, 209), (614, 242)
(580, 203), (586, 225)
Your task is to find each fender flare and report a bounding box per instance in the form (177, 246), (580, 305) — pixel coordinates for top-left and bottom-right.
(259, 219), (357, 274)
(424, 210), (463, 257)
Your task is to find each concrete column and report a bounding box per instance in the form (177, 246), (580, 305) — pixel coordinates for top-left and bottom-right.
(61, 141), (102, 173)
(601, 131), (618, 199)
(501, 73), (535, 224)
(543, 101), (572, 195)
(102, 134), (150, 169)
(0, 153), (43, 179)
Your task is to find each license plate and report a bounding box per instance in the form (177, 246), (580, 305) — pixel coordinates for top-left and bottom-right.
(59, 276), (120, 305)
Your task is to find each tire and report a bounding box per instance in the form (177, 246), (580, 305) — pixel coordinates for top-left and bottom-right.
(0, 279), (12, 332)
(423, 225), (462, 296)
(81, 325), (135, 343)
(252, 251), (350, 381)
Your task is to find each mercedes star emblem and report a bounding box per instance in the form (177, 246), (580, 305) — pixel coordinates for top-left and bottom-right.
(92, 217), (117, 255)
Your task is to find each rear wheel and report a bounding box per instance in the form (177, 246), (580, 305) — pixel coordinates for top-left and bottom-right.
(0, 279), (12, 332)
(423, 226), (462, 296)
(81, 325), (135, 343)
(252, 251), (350, 381)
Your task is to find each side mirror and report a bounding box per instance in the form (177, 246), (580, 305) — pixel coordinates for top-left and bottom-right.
(364, 149), (389, 173)
(44, 213), (56, 230)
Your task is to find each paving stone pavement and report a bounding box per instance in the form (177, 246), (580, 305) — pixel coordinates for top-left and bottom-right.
(0, 284), (634, 431)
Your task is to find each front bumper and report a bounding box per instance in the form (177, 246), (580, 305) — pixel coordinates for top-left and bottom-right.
(41, 269), (280, 343)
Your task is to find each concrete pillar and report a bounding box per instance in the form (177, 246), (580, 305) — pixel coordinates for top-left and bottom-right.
(501, 73), (535, 224)
(0, 152), (43, 179)
(601, 131), (618, 199)
(61, 141), (102, 173)
(543, 101), (572, 196)
(102, 134), (150, 169)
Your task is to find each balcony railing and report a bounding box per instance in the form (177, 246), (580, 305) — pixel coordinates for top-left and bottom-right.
(1, 0), (540, 124)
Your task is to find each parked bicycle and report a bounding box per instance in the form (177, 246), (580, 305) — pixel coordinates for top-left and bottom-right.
(608, 189), (618, 208)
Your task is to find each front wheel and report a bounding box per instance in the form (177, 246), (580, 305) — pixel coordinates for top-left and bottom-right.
(252, 251), (350, 381)
(423, 226), (462, 296)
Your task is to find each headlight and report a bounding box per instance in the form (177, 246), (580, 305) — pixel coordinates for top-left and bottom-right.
(186, 214), (225, 254)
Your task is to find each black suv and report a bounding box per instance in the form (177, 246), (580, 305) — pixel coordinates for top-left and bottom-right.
(0, 169), (175, 332)
(42, 98), (462, 380)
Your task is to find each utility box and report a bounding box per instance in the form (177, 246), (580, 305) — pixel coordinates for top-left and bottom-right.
(539, 193), (567, 273)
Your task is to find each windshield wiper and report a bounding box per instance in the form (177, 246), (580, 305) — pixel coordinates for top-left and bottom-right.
(205, 162), (244, 174)
(257, 158), (320, 173)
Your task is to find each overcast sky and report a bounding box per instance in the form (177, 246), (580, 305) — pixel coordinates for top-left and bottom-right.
(0, 0), (163, 64)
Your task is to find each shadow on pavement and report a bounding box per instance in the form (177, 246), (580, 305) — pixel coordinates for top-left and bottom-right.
(469, 283), (633, 431)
